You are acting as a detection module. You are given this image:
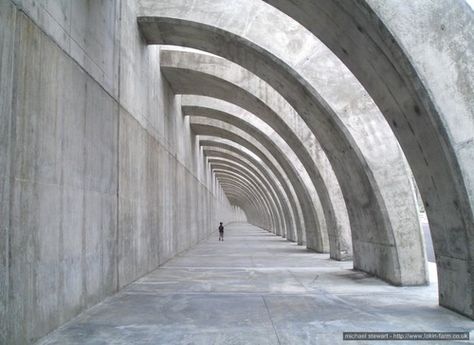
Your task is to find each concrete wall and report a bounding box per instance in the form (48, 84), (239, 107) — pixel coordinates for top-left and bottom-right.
(0, 1), (242, 343)
(0, 2), (16, 344)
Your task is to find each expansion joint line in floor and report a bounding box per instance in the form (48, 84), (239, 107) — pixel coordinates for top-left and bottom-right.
(262, 295), (282, 345)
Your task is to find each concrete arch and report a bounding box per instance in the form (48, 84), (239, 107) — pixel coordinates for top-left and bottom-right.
(260, 0), (474, 317)
(138, 14), (427, 286)
(204, 147), (297, 240)
(213, 167), (282, 231)
(224, 192), (266, 229)
(161, 49), (352, 260)
(208, 156), (292, 238)
(213, 169), (283, 236)
(214, 170), (283, 234)
(202, 139), (301, 242)
(195, 129), (309, 246)
(183, 102), (328, 252)
(218, 178), (274, 230)
(161, 51), (352, 258)
(218, 188), (256, 222)
(210, 161), (288, 237)
(189, 116), (326, 251)
(218, 178), (275, 231)
(218, 181), (268, 226)
(225, 197), (260, 227)
(209, 157), (291, 238)
(201, 142), (299, 241)
(182, 94), (351, 259)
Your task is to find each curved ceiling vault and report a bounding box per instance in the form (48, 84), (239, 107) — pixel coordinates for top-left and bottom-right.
(215, 170), (282, 232)
(201, 140), (300, 242)
(219, 178), (273, 230)
(159, 51), (330, 250)
(203, 139), (304, 244)
(138, 0), (428, 288)
(138, 0), (473, 318)
(210, 160), (288, 237)
(191, 117), (317, 246)
(258, 0), (474, 317)
(162, 49), (352, 259)
(186, 106), (328, 252)
(208, 157), (291, 239)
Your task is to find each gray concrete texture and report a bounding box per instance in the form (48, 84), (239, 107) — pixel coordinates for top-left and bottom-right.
(201, 138), (305, 244)
(137, 0), (473, 317)
(259, 0), (474, 318)
(1, 1), (243, 343)
(183, 95), (329, 251)
(201, 139), (301, 243)
(189, 117), (314, 243)
(200, 136), (306, 245)
(0, 0), (473, 343)
(138, 1), (428, 289)
(168, 52), (352, 260)
(34, 223), (474, 345)
(208, 158), (289, 237)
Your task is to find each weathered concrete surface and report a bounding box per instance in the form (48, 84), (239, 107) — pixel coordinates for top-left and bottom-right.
(201, 141), (301, 242)
(2, 0), (471, 343)
(6, 14), (119, 344)
(35, 223), (473, 345)
(200, 138), (306, 244)
(0, 2), (17, 343)
(209, 158), (290, 238)
(10, 0), (120, 97)
(189, 116), (319, 246)
(206, 155), (295, 239)
(162, 50), (351, 259)
(1, 1), (243, 343)
(212, 164), (286, 236)
(138, 4), (427, 287)
(217, 174), (276, 231)
(182, 98), (329, 252)
(118, 107), (230, 288)
(207, 142), (299, 239)
(261, 0), (474, 319)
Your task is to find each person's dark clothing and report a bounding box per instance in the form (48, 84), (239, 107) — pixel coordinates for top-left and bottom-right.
(219, 224), (224, 241)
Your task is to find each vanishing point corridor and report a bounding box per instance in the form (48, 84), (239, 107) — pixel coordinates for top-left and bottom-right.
(2, 0), (474, 343)
(37, 223), (472, 345)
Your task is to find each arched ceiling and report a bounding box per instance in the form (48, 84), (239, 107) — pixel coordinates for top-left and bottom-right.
(137, 0), (473, 318)
(139, 15), (426, 287)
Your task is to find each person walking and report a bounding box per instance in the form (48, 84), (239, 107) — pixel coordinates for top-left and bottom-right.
(218, 222), (224, 241)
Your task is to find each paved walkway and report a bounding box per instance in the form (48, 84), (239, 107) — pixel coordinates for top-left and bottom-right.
(37, 223), (473, 345)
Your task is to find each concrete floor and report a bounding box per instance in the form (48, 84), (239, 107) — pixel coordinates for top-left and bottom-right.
(36, 223), (473, 345)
